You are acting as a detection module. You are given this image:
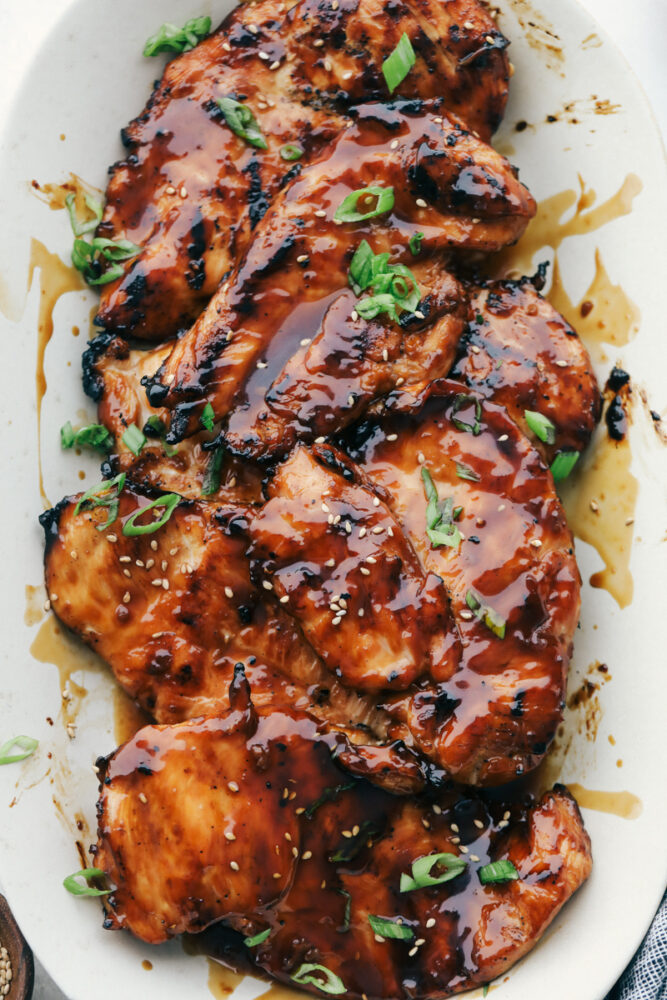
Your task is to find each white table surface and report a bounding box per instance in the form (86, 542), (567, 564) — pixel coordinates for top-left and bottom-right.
(0, 1), (664, 997)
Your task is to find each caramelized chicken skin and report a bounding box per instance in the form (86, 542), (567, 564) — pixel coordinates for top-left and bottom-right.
(451, 274), (601, 463)
(96, 0), (510, 340)
(149, 101), (534, 450)
(248, 444), (459, 691)
(96, 683), (591, 998)
(342, 379), (580, 784)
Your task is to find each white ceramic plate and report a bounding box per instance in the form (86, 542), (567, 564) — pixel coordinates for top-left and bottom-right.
(0, 1), (665, 999)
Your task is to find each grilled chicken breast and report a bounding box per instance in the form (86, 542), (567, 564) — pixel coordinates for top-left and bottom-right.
(95, 0), (510, 341)
(95, 682), (592, 998)
(147, 101), (534, 451)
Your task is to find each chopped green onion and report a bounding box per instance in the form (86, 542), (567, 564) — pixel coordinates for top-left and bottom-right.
(202, 447), (225, 496)
(71, 236), (141, 286)
(382, 33), (416, 93)
(292, 964), (345, 995)
(0, 735), (38, 765)
(478, 859), (519, 885)
(483, 985), (490, 997)
(305, 781), (355, 819)
(63, 868), (111, 897)
(421, 468), (462, 550)
(400, 852), (467, 893)
(525, 409), (556, 445)
(408, 231), (424, 256)
(143, 16), (211, 57)
(280, 143), (303, 161)
(60, 421), (113, 454)
(122, 494), (180, 537)
(348, 239), (421, 323)
(74, 473), (126, 532)
(356, 293), (400, 322)
(200, 402), (215, 432)
(465, 589), (506, 639)
(368, 915), (414, 940)
(550, 451), (579, 481)
(337, 889), (351, 933)
(334, 186), (394, 224)
(65, 192), (103, 237)
(244, 928), (271, 948)
(455, 461), (480, 483)
(144, 416), (179, 457)
(122, 423), (146, 457)
(216, 97), (267, 150)
(451, 393), (482, 436)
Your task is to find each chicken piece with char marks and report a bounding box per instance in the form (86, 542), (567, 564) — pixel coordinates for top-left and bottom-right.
(95, 0), (511, 341)
(95, 677), (592, 998)
(148, 101), (535, 453)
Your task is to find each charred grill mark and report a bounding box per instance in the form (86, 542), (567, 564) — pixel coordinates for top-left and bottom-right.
(243, 160), (271, 230)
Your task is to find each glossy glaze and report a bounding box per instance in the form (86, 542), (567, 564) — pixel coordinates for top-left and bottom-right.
(95, 692), (592, 998)
(95, 0), (510, 340)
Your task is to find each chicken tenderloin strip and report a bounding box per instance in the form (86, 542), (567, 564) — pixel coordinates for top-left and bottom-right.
(95, 679), (592, 998)
(95, 0), (510, 340)
(147, 101), (535, 453)
(341, 379), (580, 785)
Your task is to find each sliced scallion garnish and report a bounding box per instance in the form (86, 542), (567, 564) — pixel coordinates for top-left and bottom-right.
(63, 868), (111, 897)
(348, 239), (421, 323)
(280, 143), (303, 162)
(122, 493), (180, 537)
(216, 97), (267, 150)
(455, 461), (480, 483)
(71, 236), (141, 286)
(121, 423), (146, 457)
(0, 735), (38, 765)
(202, 447), (225, 496)
(200, 402), (215, 432)
(465, 589), (506, 639)
(63, 423), (113, 454)
(421, 468), (462, 550)
(74, 473), (126, 532)
(408, 231), (424, 256)
(244, 928), (271, 948)
(382, 33), (416, 93)
(525, 409), (556, 445)
(337, 889), (351, 933)
(65, 192), (103, 237)
(450, 393), (482, 436)
(334, 186), (394, 224)
(143, 16), (211, 57)
(305, 781), (356, 819)
(368, 914), (414, 940)
(550, 451), (579, 481)
(400, 852), (467, 892)
(292, 963), (345, 995)
(478, 859), (519, 885)
(144, 416), (179, 456)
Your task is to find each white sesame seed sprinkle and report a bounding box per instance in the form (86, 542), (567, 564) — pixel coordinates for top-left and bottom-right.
(345, 521), (352, 534)
(263, 580), (274, 591)
(498, 434), (509, 441)
(151, 579), (163, 587)
(107, 534), (117, 543)
(498, 503), (506, 512)
(315, 209), (327, 218)
(474, 819), (485, 829)
(228, 781), (239, 792)
(416, 198), (427, 208)
(432, 804), (442, 815)
(350, 310), (359, 322)
(426, 917), (436, 928)
(225, 831), (236, 841)
(470, 854), (480, 862)
(324, 58), (333, 71)
(230, 861), (240, 871)
(359, 527), (367, 538)
(415, 310), (425, 319)
(162, 579), (169, 591)
(360, 567), (371, 576)
(555, 359), (568, 367)
(270, 60), (280, 69)
(348, 394), (355, 407)
(138, 792), (148, 804)
(332, 616), (342, 626)
(122, 592), (131, 605)
(300, 338), (312, 346)
(123, 569), (131, 579)
(460, 845), (469, 854)
(313, 38), (324, 46)
(372, 525), (384, 534)
(257, 360), (268, 369)
(258, 50), (270, 60)
(386, 433), (398, 441)
(145, 558), (155, 569)
(409, 947), (418, 957)
(151, 540), (158, 551)
(530, 539), (542, 548)
(382, 349), (389, 362)
(279, 595), (290, 604)
(119, 555), (131, 563)
(451, 823), (459, 833)
(297, 254), (309, 263)
(391, 139), (399, 149)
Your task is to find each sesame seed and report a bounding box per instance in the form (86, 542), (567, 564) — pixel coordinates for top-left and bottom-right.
(225, 831), (236, 841)
(270, 60), (280, 69)
(179, 186), (187, 199)
(314, 209), (327, 218)
(296, 807), (305, 815)
(152, 632), (164, 639)
(417, 451), (425, 464)
(315, 436), (326, 443)
(359, 527), (367, 538)
(279, 595), (289, 604)
(498, 434), (508, 441)
(301, 338), (312, 346)
(375, 935), (385, 944)
(332, 616), (342, 625)
(474, 819), (485, 829)
(348, 394), (355, 407)
(422, 818), (430, 829)
(297, 254), (309, 263)
(138, 792), (148, 804)
(292, 846), (299, 857)
(43, 599), (51, 612)
(625, 517), (634, 526)
(223, 41), (231, 51)
(339, 598), (347, 609)
(162, 579), (169, 590)
(345, 521), (352, 534)
(321, 880), (327, 889)
(257, 361), (267, 369)
(165, 184), (176, 195)
(358, 608), (365, 617)
(382, 349), (389, 362)
(372, 525), (384, 535)
(107, 534), (117, 543)
(497, 504), (506, 512)
(372, 497), (380, 507)
(395, 377), (405, 386)
(123, 569), (131, 579)
(161, 560), (168, 571)
(322, 502), (331, 513)
(464, 20), (474, 28)
(555, 359), (568, 367)
(416, 198), (427, 208)
(426, 917), (436, 928)
(136, 559), (144, 567)
(408, 947), (418, 957)
(485, 34), (495, 43)
(460, 845), (469, 854)
(589, 500), (599, 512)
(471, 345), (481, 354)
(263, 580), (274, 591)
(324, 59), (333, 71)
(122, 592), (131, 605)
(470, 854), (480, 862)
(151, 540), (158, 551)
(145, 558), (155, 569)
(360, 567), (371, 576)
(451, 836), (461, 844)
(503, 810), (511, 821)
(151, 579), (163, 587)
(341, 830), (352, 838)
(390, 139), (399, 149)
(248, 23), (258, 33)
(415, 310), (425, 319)
(332, 0), (339, 8)
(325, 558), (335, 567)
(228, 781), (239, 792)
(498, 820), (509, 829)
(302, 850), (313, 859)
(530, 539), (542, 548)
(386, 433), (398, 441)
(471, 217), (481, 224)
(328, 514), (334, 524)
(314, 38), (324, 46)
(273, 872), (282, 879)
(259, 50), (270, 60)
(230, 861), (240, 871)
(119, 555), (131, 563)
(366, 556), (376, 564)
(343, 70), (353, 79)
(432, 804), (442, 815)
(415, 938), (425, 947)
(387, 526), (394, 537)
(350, 311), (359, 322)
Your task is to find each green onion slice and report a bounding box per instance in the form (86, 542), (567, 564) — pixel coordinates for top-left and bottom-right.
(455, 461), (480, 483)
(550, 451), (579, 481)
(330, 819), (380, 863)
(409, 231), (424, 256)
(74, 473), (126, 532)
(244, 928), (271, 948)
(348, 239), (421, 323)
(421, 468), (462, 550)
(65, 192), (103, 237)
(144, 416), (179, 457)
(200, 402), (215, 432)
(63, 868), (112, 897)
(337, 889), (352, 933)
(478, 859), (519, 885)
(216, 97), (267, 150)
(121, 423), (146, 457)
(60, 421), (75, 449)
(292, 964), (345, 995)
(368, 915), (414, 940)
(400, 852), (467, 893)
(450, 393), (482, 436)
(305, 781), (355, 819)
(202, 447), (225, 497)
(465, 589), (506, 639)
(525, 409), (556, 445)
(280, 143), (303, 162)
(60, 421), (113, 454)
(143, 16), (212, 57)
(71, 236), (141, 286)
(382, 33), (416, 93)
(483, 985), (490, 997)
(334, 186), (395, 224)
(122, 494), (180, 537)
(0, 735), (38, 765)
